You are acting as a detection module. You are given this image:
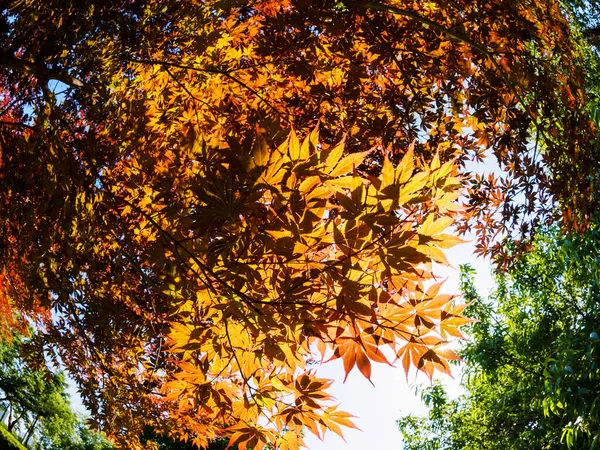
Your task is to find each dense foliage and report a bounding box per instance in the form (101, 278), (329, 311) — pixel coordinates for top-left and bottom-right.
(398, 227), (600, 449)
(0, 0), (598, 448)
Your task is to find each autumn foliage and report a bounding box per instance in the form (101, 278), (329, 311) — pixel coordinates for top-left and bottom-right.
(156, 131), (466, 448)
(0, 0), (597, 448)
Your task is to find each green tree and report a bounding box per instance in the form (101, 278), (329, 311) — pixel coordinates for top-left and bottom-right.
(0, 335), (112, 450)
(42, 418), (234, 450)
(0, 334), (76, 444)
(398, 226), (600, 449)
(40, 422), (114, 450)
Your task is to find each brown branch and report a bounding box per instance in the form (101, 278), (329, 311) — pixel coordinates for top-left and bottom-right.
(0, 51), (87, 90)
(122, 56), (269, 74)
(0, 120), (35, 130)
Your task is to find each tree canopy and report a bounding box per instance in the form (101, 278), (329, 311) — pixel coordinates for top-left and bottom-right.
(0, 334), (76, 445)
(398, 226), (600, 449)
(0, 0), (598, 448)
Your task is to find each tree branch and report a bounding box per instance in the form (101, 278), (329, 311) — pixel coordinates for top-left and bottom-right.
(0, 120), (35, 130)
(0, 51), (87, 90)
(583, 26), (600, 39)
